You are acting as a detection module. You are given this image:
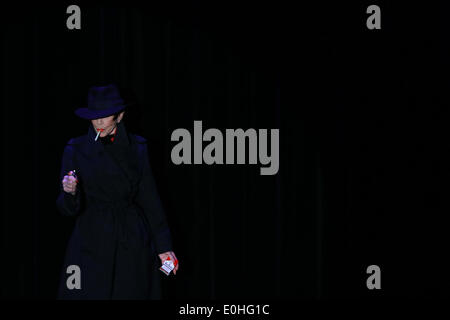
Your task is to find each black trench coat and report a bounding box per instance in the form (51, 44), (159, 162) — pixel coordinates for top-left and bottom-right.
(56, 121), (173, 299)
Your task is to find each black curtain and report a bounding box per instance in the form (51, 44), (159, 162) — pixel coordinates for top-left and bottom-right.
(1, 1), (449, 299)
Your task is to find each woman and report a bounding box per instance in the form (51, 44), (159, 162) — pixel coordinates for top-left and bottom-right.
(56, 84), (178, 299)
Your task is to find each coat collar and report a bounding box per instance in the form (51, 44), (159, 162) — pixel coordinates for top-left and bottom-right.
(86, 121), (131, 154)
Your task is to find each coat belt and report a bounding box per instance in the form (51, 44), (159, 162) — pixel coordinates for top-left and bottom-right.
(86, 196), (137, 250)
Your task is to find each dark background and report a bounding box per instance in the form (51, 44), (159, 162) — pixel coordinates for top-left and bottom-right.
(1, 1), (449, 299)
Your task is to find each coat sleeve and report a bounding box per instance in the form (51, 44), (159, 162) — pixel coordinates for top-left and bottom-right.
(135, 142), (173, 254)
(56, 142), (81, 216)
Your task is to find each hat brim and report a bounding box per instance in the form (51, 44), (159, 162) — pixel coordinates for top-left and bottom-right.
(74, 104), (130, 120)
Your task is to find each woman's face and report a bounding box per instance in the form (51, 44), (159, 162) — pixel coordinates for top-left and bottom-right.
(91, 111), (124, 137)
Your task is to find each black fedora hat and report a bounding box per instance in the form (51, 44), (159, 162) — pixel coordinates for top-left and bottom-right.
(74, 84), (130, 120)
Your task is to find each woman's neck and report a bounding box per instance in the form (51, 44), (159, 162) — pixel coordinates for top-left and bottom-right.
(109, 126), (117, 135)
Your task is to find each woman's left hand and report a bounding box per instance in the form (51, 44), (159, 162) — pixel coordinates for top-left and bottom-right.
(158, 251), (179, 275)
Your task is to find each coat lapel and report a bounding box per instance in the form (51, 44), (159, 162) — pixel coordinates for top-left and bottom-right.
(85, 121), (131, 155)
(83, 122), (139, 197)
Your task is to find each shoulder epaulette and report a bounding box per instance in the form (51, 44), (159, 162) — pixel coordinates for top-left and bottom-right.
(133, 134), (147, 144)
(67, 135), (87, 145)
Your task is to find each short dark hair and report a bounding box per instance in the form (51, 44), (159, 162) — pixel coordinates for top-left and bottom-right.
(112, 109), (125, 120)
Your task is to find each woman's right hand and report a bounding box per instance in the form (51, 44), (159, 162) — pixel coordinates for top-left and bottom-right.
(62, 171), (78, 196)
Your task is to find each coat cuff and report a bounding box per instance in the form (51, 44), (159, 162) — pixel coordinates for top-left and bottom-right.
(56, 190), (81, 216)
(153, 228), (173, 254)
